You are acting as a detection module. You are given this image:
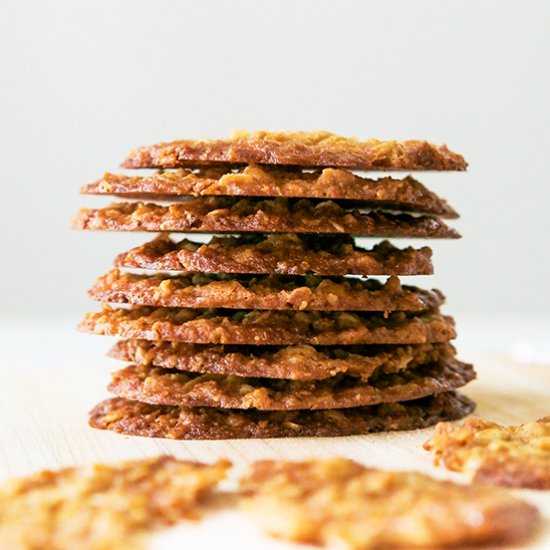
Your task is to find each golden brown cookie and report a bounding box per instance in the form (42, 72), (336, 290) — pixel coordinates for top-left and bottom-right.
(81, 168), (458, 218)
(239, 458), (538, 549)
(109, 341), (456, 381)
(107, 359), (474, 410)
(0, 456), (230, 550)
(115, 234), (434, 276)
(89, 391), (475, 440)
(72, 198), (459, 237)
(78, 306), (456, 345)
(424, 417), (550, 489)
(90, 270), (444, 312)
(121, 131), (467, 171)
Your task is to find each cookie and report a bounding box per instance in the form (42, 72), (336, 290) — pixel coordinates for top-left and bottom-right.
(72, 198), (459, 238)
(107, 359), (474, 410)
(109, 341), (456, 381)
(239, 458), (539, 549)
(114, 234), (434, 276)
(0, 456), (229, 550)
(81, 168), (458, 218)
(90, 270), (445, 311)
(78, 306), (456, 345)
(89, 391), (475, 440)
(424, 417), (550, 489)
(121, 131), (467, 171)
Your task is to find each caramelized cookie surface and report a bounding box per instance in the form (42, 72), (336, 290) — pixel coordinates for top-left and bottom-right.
(109, 341), (456, 381)
(72, 197), (459, 237)
(90, 270), (444, 311)
(79, 306), (456, 345)
(89, 391), (475, 440)
(122, 131), (467, 171)
(107, 358), (474, 410)
(82, 168), (458, 217)
(114, 234), (434, 276)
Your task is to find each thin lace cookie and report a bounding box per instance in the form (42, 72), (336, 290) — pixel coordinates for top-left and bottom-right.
(89, 391), (475, 440)
(239, 458), (538, 549)
(108, 341), (456, 381)
(78, 306), (457, 346)
(106, 358), (474, 410)
(89, 270), (445, 311)
(72, 197), (459, 238)
(121, 131), (467, 171)
(114, 234), (434, 276)
(81, 168), (458, 218)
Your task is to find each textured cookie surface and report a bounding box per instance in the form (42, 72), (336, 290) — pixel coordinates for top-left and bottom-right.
(90, 270), (444, 311)
(82, 168), (458, 218)
(107, 359), (474, 410)
(78, 306), (456, 345)
(424, 417), (550, 489)
(0, 456), (229, 550)
(239, 458), (538, 549)
(115, 234), (434, 276)
(121, 131), (467, 171)
(89, 391), (475, 440)
(109, 340), (456, 381)
(72, 198), (459, 237)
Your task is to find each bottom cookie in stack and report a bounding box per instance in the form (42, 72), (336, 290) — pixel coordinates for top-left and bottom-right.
(90, 392), (474, 440)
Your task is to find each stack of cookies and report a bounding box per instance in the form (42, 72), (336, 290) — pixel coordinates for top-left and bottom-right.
(73, 131), (475, 440)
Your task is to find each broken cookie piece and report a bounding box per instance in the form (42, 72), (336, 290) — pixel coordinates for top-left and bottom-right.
(424, 416), (550, 489)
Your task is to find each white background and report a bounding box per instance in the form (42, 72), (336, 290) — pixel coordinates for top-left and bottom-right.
(1, 0), (549, 322)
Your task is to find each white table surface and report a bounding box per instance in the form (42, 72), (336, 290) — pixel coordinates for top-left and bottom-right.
(1, 315), (549, 549)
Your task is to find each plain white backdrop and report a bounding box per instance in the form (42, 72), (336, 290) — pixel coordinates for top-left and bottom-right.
(1, 0), (549, 320)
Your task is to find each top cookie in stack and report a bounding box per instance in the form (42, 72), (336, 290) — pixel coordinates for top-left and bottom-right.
(73, 131), (475, 440)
